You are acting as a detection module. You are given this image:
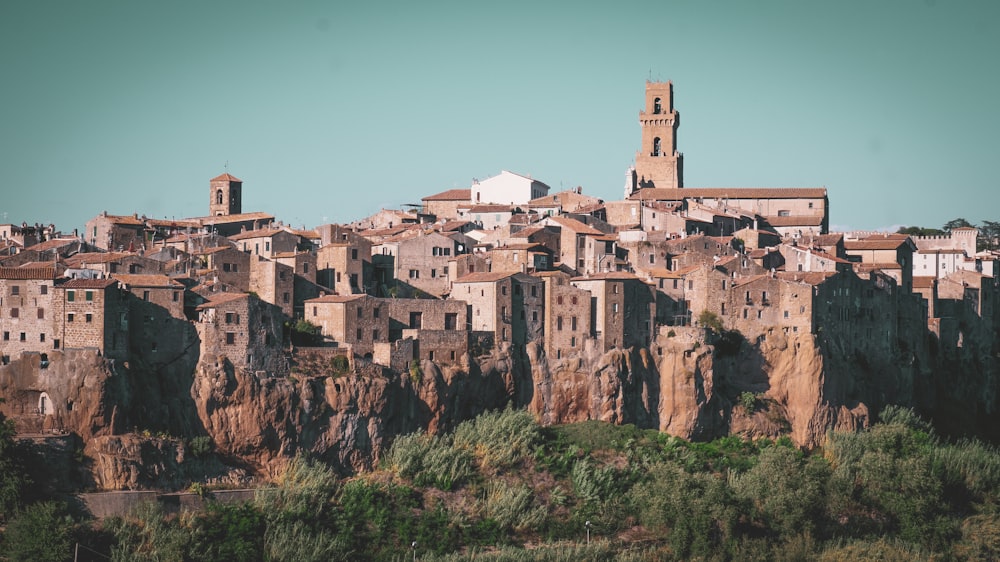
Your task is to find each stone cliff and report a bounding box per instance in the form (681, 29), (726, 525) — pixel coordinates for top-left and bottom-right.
(1, 317), (996, 490)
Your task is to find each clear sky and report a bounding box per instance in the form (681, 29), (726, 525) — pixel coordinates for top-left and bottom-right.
(1, 0), (997, 234)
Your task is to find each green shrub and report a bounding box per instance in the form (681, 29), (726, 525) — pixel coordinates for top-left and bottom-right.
(453, 407), (540, 471)
(188, 435), (214, 458)
(729, 445), (829, 536)
(1, 501), (73, 562)
(480, 480), (546, 533)
(382, 432), (474, 490)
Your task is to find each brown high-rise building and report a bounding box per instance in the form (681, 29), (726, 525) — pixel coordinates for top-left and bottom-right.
(629, 81), (683, 194)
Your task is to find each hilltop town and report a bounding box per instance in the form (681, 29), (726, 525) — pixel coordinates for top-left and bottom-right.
(1, 82), (998, 489)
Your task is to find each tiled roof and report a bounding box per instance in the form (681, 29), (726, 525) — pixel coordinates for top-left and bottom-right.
(648, 264), (700, 278)
(227, 228), (286, 241)
(211, 173), (242, 183)
(544, 216), (605, 236)
(57, 278), (118, 289)
(305, 294), (365, 304)
(629, 187), (828, 200)
(111, 274), (183, 288)
(0, 266), (56, 280)
(854, 262), (902, 272)
(25, 238), (80, 252)
(464, 205), (514, 214)
(64, 252), (133, 267)
(195, 291), (249, 309)
(571, 272), (642, 281)
(194, 212), (274, 224)
(422, 188), (471, 201)
(775, 271), (838, 285)
(453, 271), (515, 283)
(844, 239), (909, 251)
(912, 276), (937, 289)
(764, 215), (825, 227)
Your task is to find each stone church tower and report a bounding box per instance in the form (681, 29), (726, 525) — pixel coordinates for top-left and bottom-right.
(209, 173), (242, 216)
(628, 81), (683, 195)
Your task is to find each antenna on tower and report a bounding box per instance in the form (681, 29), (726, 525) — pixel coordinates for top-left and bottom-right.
(224, 160), (229, 173)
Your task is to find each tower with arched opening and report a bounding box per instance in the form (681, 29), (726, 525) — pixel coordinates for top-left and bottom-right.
(633, 81), (683, 192)
(209, 173), (243, 217)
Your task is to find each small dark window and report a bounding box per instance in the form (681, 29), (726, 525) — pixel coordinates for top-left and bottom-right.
(653, 97), (662, 114)
(85, 291), (93, 301)
(67, 291), (75, 302)
(37, 308), (44, 319)
(226, 332), (235, 344)
(10, 308), (18, 318)
(85, 313), (93, 323)
(653, 137), (661, 156)
(40, 285), (48, 295)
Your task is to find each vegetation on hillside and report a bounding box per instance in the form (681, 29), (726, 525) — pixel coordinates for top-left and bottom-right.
(4, 405), (1000, 560)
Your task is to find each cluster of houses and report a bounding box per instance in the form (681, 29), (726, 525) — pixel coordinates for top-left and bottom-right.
(2, 82), (998, 389)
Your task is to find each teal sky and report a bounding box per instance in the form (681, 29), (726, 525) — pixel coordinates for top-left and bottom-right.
(1, 0), (997, 233)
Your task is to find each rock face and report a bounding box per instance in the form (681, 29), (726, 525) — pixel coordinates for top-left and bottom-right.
(1, 314), (997, 490)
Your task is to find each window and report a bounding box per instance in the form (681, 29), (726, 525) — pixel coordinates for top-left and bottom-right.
(532, 311), (538, 321)
(428, 351), (435, 361)
(557, 296), (563, 305)
(409, 269), (419, 279)
(1, 331), (7, 341)
(409, 312), (422, 329)
(151, 341), (157, 353)
(143, 290), (150, 301)
(37, 308), (44, 319)
(571, 316), (578, 331)
(86, 313), (93, 323)
(217, 189), (224, 204)
(303, 263), (309, 273)
(279, 270), (286, 280)
(373, 307), (380, 319)
(85, 291), (93, 301)
(613, 284), (619, 294)
(431, 269), (437, 278)
(283, 292), (290, 304)
(357, 306), (363, 318)
(531, 286), (537, 297)
(557, 316), (563, 330)
(649, 254), (655, 264)
(226, 332), (235, 344)
(372, 329), (379, 340)
(19, 332), (26, 341)
(225, 312), (236, 324)
(67, 291), (75, 302)
(445, 313), (457, 330)
(10, 308), (18, 318)
(613, 303), (619, 313)
(571, 336), (576, 347)
(653, 97), (662, 114)
(778, 210), (790, 217)
(231, 264), (238, 272)
(40, 285), (47, 295)
(501, 328), (507, 341)
(808, 202), (814, 209)
(11, 285), (19, 296)
(67, 313), (75, 322)
(265, 241), (270, 252)
(356, 328), (362, 341)
(351, 249), (358, 260)
(571, 296), (578, 305)
(501, 285), (507, 296)
(173, 291), (179, 302)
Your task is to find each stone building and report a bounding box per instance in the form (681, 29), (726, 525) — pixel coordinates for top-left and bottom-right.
(627, 81), (683, 193)
(111, 274), (185, 319)
(112, 274), (193, 361)
(84, 212), (146, 251)
(274, 251), (317, 285)
(64, 252), (165, 277)
(249, 257), (296, 319)
(373, 229), (465, 297)
(209, 173), (243, 217)
(534, 270), (591, 359)
(421, 189), (472, 220)
(384, 298), (470, 363)
(0, 266), (58, 361)
(451, 272), (543, 346)
(571, 272), (655, 351)
(228, 228), (300, 259)
(457, 204), (516, 231)
(196, 246), (251, 291)
(53, 278), (129, 360)
(844, 234), (915, 294)
(195, 292), (287, 375)
(304, 294), (389, 357)
(540, 216), (614, 275)
(316, 236), (373, 296)
(488, 243), (553, 274)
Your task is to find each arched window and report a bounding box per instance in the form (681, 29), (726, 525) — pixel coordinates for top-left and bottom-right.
(216, 189), (223, 205)
(653, 137), (661, 156)
(653, 97), (662, 114)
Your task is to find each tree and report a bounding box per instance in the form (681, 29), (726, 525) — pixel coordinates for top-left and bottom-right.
(698, 310), (724, 333)
(943, 218), (974, 233)
(0, 403), (30, 521)
(1, 501), (73, 562)
(979, 220), (1000, 251)
(896, 225), (944, 236)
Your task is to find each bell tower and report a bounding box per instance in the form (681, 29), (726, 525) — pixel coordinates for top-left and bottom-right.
(634, 81), (683, 191)
(209, 173), (242, 216)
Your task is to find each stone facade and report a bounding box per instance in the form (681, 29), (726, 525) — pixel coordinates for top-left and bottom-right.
(571, 273), (654, 351)
(197, 246), (251, 291)
(535, 271), (591, 360)
(0, 266), (58, 361)
(53, 278), (129, 360)
(421, 189), (472, 220)
(630, 81), (682, 192)
(385, 298), (468, 340)
(195, 292), (287, 375)
(374, 230), (463, 297)
(305, 294), (389, 357)
(316, 238), (372, 295)
(249, 257), (295, 318)
(229, 228), (300, 259)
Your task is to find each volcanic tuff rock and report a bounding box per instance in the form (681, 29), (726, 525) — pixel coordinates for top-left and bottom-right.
(1, 319), (997, 489)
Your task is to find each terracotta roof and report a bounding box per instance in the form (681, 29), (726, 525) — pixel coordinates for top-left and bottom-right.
(94, 214), (144, 226)
(195, 291), (249, 309)
(25, 238), (79, 252)
(57, 278), (118, 289)
(544, 216), (605, 236)
(464, 205), (514, 214)
(64, 252), (133, 267)
(111, 274), (183, 288)
(145, 218), (200, 229)
(305, 294), (365, 304)
(571, 272), (642, 281)
(774, 271), (838, 285)
(227, 228), (288, 241)
(648, 264), (700, 278)
(629, 187), (828, 200)
(912, 276), (937, 289)
(194, 212), (274, 224)
(0, 266), (56, 280)
(438, 220), (474, 232)
(422, 188), (471, 201)
(811, 234), (844, 246)
(211, 173), (242, 183)
(453, 271), (515, 283)
(764, 215), (825, 227)
(844, 239), (910, 251)
(917, 248), (966, 255)
(198, 245), (238, 255)
(854, 262), (902, 272)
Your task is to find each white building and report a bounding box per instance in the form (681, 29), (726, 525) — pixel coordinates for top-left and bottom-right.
(471, 170), (550, 206)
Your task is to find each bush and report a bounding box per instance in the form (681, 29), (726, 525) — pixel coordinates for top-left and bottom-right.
(0, 408), (29, 521)
(480, 480), (546, 533)
(382, 432), (474, 490)
(453, 407), (540, 472)
(729, 445), (829, 537)
(188, 435), (214, 458)
(1, 501), (74, 562)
